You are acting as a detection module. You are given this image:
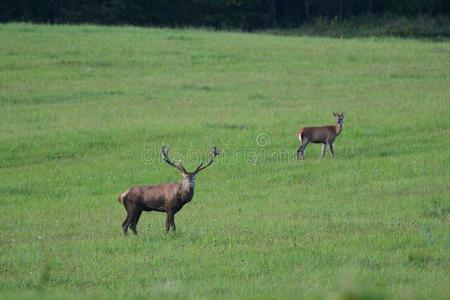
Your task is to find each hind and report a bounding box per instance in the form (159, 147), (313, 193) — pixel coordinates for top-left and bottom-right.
(298, 129), (304, 143)
(118, 189), (130, 204)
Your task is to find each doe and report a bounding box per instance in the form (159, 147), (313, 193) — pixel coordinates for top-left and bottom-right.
(118, 145), (219, 235)
(296, 112), (345, 160)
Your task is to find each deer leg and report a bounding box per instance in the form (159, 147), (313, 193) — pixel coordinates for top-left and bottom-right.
(122, 201), (137, 235)
(298, 139), (309, 160)
(296, 144), (302, 159)
(320, 143), (327, 159)
(166, 212), (174, 233)
(171, 215), (176, 232)
(122, 213), (133, 235)
(296, 136), (305, 159)
(130, 210), (142, 235)
(328, 143), (335, 158)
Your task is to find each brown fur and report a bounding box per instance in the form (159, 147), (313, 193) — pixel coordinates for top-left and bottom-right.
(118, 189), (130, 204)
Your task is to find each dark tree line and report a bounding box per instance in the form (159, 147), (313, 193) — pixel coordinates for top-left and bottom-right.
(1, 0), (449, 29)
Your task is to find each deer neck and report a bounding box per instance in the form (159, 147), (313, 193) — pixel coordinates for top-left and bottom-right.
(179, 179), (195, 202)
(335, 120), (343, 135)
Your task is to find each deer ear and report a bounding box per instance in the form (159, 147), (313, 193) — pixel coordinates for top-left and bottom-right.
(341, 112), (345, 116)
(333, 112), (337, 117)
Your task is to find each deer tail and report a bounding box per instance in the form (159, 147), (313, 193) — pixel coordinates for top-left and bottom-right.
(298, 129), (304, 142)
(118, 189), (130, 204)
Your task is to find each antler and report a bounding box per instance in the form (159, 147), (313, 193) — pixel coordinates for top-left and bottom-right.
(193, 146), (220, 173)
(161, 145), (188, 173)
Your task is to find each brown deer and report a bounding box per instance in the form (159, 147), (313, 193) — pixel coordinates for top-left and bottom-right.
(118, 145), (219, 235)
(296, 112), (345, 160)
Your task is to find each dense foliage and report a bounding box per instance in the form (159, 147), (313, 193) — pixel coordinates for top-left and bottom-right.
(1, 0), (450, 29)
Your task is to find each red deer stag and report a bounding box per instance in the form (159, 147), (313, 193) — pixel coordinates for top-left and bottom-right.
(118, 145), (219, 235)
(296, 112), (345, 160)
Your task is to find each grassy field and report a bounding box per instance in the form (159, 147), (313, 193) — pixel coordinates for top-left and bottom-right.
(0, 23), (449, 299)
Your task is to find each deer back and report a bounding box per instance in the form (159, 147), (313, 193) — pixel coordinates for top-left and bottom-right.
(300, 125), (338, 142)
(126, 183), (184, 212)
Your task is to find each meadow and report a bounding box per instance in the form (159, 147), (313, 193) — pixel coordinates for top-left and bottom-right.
(0, 23), (449, 299)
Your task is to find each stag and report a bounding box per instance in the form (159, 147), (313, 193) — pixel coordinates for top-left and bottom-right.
(296, 112), (345, 160)
(118, 145), (219, 235)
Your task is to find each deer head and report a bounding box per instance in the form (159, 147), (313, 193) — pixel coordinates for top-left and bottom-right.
(161, 145), (219, 188)
(333, 112), (345, 126)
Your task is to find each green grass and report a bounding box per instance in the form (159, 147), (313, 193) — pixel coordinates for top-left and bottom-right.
(0, 23), (449, 299)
